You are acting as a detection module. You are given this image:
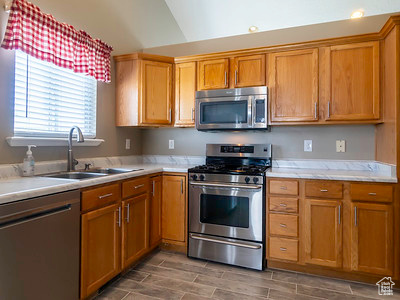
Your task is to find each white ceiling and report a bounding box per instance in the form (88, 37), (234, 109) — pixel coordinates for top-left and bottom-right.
(164, 0), (400, 42)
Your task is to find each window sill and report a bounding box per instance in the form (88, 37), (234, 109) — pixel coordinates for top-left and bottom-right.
(6, 137), (104, 147)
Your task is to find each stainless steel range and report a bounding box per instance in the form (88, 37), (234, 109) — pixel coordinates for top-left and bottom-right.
(188, 144), (271, 270)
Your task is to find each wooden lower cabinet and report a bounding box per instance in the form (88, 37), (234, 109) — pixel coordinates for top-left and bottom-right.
(149, 175), (162, 248)
(351, 202), (393, 275)
(122, 193), (149, 268)
(81, 203), (121, 299)
(304, 199), (342, 268)
(162, 174), (187, 245)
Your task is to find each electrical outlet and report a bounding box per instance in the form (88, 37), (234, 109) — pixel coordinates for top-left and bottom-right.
(336, 140), (346, 152)
(304, 140), (312, 152)
(169, 140), (175, 150)
(125, 139), (131, 150)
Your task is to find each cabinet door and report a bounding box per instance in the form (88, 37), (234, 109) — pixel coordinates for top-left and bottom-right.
(324, 41), (380, 121)
(232, 54), (265, 88)
(304, 199), (342, 268)
(141, 60), (173, 125)
(351, 203), (393, 275)
(268, 49), (319, 122)
(150, 176), (162, 248)
(175, 62), (196, 126)
(81, 204), (121, 299)
(122, 193), (149, 269)
(198, 58), (229, 90)
(162, 175), (187, 243)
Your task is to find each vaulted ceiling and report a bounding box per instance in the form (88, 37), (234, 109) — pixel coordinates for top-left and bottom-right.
(19, 0), (400, 55)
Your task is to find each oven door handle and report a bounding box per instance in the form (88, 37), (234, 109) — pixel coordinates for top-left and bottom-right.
(190, 181), (262, 190)
(190, 233), (262, 249)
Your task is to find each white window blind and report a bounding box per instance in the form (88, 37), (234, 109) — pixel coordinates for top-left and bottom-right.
(14, 50), (97, 138)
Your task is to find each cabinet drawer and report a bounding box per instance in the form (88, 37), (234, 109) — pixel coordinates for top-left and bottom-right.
(269, 180), (298, 196)
(350, 184), (393, 203)
(269, 237), (298, 262)
(269, 214), (298, 237)
(122, 177), (149, 199)
(269, 197), (298, 213)
(305, 181), (343, 199)
(81, 183), (120, 212)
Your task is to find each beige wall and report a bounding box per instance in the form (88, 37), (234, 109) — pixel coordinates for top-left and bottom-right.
(141, 126), (375, 160)
(0, 7), (142, 164)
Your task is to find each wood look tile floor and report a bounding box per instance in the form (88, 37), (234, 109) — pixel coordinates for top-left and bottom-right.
(95, 250), (400, 300)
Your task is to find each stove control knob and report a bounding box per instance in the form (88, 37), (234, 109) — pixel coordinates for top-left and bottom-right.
(253, 177), (259, 184)
(245, 177), (251, 184)
(191, 174), (198, 180)
(199, 175), (205, 181)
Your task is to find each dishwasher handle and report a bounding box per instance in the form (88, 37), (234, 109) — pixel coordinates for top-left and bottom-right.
(0, 204), (72, 230)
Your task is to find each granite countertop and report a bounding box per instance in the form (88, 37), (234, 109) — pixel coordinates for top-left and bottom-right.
(265, 167), (397, 183)
(0, 163), (193, 206)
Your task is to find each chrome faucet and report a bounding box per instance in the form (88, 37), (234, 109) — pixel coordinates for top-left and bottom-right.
(67, 126), (84, 171)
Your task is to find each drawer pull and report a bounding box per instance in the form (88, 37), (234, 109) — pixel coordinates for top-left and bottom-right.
(279, 223), (287, 228)
(98, 193), (113, 199)
(134, 184), (144, 189)
(320, 189), (328, 192)
(368, 192), (377, 196)
(279, 203), (287, 207)
(280, 186), (287, 190)
(280, 247), (287, 251)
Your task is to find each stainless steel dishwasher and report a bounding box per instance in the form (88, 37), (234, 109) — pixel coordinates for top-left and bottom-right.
(0, 190), (80, 300)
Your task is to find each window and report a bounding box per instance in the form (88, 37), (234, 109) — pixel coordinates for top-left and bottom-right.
(14, 50), (97, 138)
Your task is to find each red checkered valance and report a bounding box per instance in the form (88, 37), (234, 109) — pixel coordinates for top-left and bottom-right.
(1, 0), (113, 82)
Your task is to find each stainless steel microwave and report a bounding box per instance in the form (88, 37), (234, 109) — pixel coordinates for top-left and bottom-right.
(195, 86), (268, 131)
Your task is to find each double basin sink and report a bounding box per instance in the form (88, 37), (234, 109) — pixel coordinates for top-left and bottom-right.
(43, 168), (143, 180)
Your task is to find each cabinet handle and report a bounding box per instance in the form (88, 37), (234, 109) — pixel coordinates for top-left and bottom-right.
(117, 206), (121, 227)
(320, 189), (328, 192)
(280, 186), (287, 190)
(152, 181), (155, 196)
(280, 247), (287, 251)
(224, 71), (227, 86)
(169, 109), (172, 122)
(327, 101), (331, 118)
(279, 223), (287, 228)
(235, 70), (238, 85)
(192, 108), (195, 122)
(134, 184), (144, 189)
(314, 102), (318, 119)
(125, 203), (130, 223)
(98, 193), (113, 199)
(338, 205), (341, 225)
(181, 179), (183, 194)
(279, 203), (287, 207)
(354, 206), (358, 227)
(368, 192), (377, 196)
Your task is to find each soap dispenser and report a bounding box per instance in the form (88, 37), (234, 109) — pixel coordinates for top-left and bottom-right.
(22, 145), (36, 177)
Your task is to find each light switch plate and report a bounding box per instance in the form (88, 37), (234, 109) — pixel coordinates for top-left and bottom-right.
(125, 139), (131, 150)
(336, 140), (346, 152)
(304, 140), (312, 152)
(169, 140), (175, 150)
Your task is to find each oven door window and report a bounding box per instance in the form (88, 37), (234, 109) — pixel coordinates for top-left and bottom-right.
(200, 100), (248, 124)
(200, 194), (249, 228)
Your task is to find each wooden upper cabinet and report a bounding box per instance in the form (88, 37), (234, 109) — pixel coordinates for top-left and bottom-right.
(141, 60), (173, 125)
(304, 199), (342, 268)
(114, 53), (174, 127)
(198, 58), (229, 90)
(232, 54), (265, 88)
(81, 203), (121, 299)
(175, 62), (196, 127)
(323, 41), (380, 121)
(351, 202), (393, 275)
(268, 49), (319, 122)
